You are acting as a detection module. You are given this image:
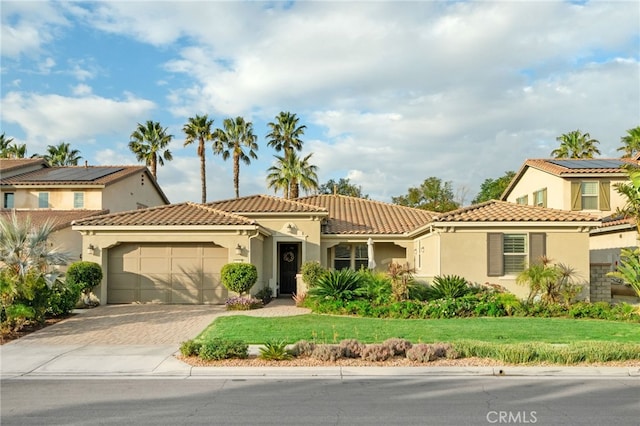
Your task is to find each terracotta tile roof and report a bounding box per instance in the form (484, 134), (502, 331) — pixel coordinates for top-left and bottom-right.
(206, 194), (328, 214)
(0, 158), (48, 173)
(501, 158), (637, 200)
(72, 202), (256, 227)
(433, 200), (599, 223)
(297, 194), (436, 234)
(0, 209), (108, 231)
(599, 214), (636, 229)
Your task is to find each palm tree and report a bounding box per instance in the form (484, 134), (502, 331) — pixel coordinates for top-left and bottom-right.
(128, 121), (173, 179)
(617, 126), (640, 158)
(183, 114), (214, 203)
(266, 152), (318, 199)
(44, 142), (82, 166)
(213, 117), (258, 198)
(0, 133), (14, 157)
(550, 130), (600, 159)
(266, 112), (306, 196)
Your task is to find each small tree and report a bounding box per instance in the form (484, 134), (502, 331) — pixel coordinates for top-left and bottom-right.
(300, 261), (327, 288)
(66, 261), (103, 305)
(607, 248), (640, 298)
(388, 262), (415, 302)
(220, 263), (258, 296)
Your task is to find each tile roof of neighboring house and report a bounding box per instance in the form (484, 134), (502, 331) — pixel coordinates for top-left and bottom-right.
(433, 200), (600, 223)
(297, 194), (437, 234)
(0, 158), (48, 172)
(501, 158), (638, 200)
(72, 202), (257, 227)
(206, 194), (328, 214)
(0, 209), (108, 232)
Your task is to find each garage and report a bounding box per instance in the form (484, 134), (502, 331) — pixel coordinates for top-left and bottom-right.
(107, 242), (228, 304)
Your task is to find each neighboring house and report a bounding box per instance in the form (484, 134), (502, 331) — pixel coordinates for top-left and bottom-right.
(72, 194), (599, 305)
(0, 159), (170, 263)
(501, 158), (639, 276)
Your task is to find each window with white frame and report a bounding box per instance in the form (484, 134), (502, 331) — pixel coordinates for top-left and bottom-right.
(503, 234), (527, 274)
(533, 188), (546, 207)
(38, 192), (49, 208)
(516, 195), (528, 205)
(333, 243), (368, 270)
(73, 192), (84, 209)
(581, 182), (598, 210)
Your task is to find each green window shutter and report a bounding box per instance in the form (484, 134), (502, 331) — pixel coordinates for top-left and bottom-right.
(570, 182), (581, 210)
(529, 233), (546, 266)
(599, 181), (610, 211)
(487, 233), (504, 277)
(542, 188), (547, 208)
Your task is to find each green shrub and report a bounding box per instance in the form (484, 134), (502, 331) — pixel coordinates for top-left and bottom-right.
(2, 303), (35, 332)
(225, 296), (263, 310)
(180, 339), (203, 357)
(46, 281), (82, 317)
(66, 261), (103, 294)
(308, 269), (364, 301)
(408, 281), (431, 301)
(359, 270), (392, 304)
(199, 338), (248, 361)
(426, 275), (472, 300)
(259, 340), (293, 360)
(301, 261), (327, 288)
(220, 263), (258, 296)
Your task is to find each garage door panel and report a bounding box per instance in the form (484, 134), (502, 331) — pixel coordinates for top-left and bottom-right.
(108, 242), (228, 304)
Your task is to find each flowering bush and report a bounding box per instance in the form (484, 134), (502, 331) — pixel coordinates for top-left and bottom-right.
(225, 296), (263, 311)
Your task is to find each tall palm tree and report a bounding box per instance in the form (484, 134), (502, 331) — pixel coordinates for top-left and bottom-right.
(551, 130), (600, 159)
(128, 121), (173, 179)
(44, 142), (82, 166)
(213, 116), (258, 198)
(266, 112), (306, 197)
(0, 133), (14, 157)
(266, 152), (318, 199)
(183, 114), (214, 203)
(5, 143), (27, 159)
(617, 126), (640, 158)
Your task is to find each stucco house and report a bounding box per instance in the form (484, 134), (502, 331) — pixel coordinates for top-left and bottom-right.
(501, 158), (638, 262)
(72, 194), (600, 304)
(0, 158), (169, 262)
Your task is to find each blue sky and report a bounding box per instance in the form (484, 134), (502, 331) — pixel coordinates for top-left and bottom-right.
(1, 1), (639, 204)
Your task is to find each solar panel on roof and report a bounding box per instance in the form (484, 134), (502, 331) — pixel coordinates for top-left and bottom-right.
(26, 167), (123, 182)
(548, 159), (626, 170)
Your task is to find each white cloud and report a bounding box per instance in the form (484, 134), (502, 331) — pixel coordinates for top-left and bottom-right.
(1, 91), (156, 155)
(71, 84), (92, 96)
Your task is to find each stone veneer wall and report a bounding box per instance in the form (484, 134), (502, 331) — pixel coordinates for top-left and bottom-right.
(589, 263), (612, 303)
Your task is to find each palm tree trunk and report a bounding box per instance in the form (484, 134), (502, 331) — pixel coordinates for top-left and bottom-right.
(151, 156), (157, 179)
(290, 178), (299, 199)
(234, 153), (240, 198)
(199, 138), (206, 203)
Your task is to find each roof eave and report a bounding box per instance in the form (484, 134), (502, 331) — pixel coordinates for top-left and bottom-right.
(72, 224), (264, 232)
(432, 220), (600, 228)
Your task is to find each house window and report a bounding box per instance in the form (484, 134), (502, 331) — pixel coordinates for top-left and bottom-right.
(38, 192), (49, 208)
(503, 234), (527, 274)
(581, 182), (598, 210)
(488, 233), (545, 277)
(73, 192), (84, 209)
(3, 192), (14, 209)
(333, 243), (368, 270)
(533, 188), (547, 207)
(516, 195), (528, 205)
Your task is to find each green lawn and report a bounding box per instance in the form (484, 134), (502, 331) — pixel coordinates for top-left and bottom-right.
(196, 314), (640, 344)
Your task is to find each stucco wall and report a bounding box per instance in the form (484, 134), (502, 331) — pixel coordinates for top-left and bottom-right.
(102, 174), (168, 211)
(506, 168), (564, 209)
(436, 228), (591, 300)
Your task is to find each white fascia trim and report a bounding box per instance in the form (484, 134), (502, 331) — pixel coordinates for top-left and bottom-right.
(432, 221), (601, 228)
(590, 224), (636, 235)
(72, 225), (263, 232)
(321, 234), (408, 241)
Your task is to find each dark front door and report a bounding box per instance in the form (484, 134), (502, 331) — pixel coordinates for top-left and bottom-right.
(279, 243), (300, 294)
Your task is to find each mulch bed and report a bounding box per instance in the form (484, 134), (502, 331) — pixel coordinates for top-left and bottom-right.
(0, 315), (72, 345)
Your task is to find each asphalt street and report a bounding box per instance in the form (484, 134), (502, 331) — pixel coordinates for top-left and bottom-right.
(2, 376), (639, 425)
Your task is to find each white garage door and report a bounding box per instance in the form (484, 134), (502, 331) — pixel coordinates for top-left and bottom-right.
(107, 243), (228, 304)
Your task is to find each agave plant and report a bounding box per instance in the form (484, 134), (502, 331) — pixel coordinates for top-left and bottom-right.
(426, 275), (471, 300)
(307, 269), (364, 301)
